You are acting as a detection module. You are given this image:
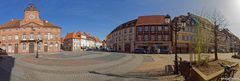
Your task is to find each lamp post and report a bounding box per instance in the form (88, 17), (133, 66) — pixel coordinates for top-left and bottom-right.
(171, 17), (186, 74)
(36, 39), (40, 58)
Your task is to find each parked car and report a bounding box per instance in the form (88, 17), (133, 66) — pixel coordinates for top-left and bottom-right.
(134, 48), (146, 54)
(160, 49), (170, 54)
(86, 48), (93, 51)
(0, 48), (7, 55)
(106, 48), (115, 52)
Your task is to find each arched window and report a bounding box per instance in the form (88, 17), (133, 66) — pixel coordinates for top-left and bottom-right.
(22, 43), (26, 50)
(55, 42), (58, 48)
(2, 44), (5, 50)
(50, 42), (53, 49)
(8, 44), (12, 52)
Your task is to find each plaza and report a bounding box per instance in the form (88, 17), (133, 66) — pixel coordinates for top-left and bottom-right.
(0, 51), (239, 81)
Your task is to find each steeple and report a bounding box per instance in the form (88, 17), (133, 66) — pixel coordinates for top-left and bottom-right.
(24, 3), (38, 11)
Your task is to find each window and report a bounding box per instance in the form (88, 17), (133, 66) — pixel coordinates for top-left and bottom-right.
(144, 26), (148, 31)
(129, 35), (132, 41)
(8, 35), (12, 40)
(15, 35), (18, 40)
(1, 44), (5, 50)
(144, 35), (148, 41)
(50, 33), (53, 40)
(50, 42), (53, 49)
(56, 34), (58, 40)
(124, 29), (127, 33)
(22, 34), (26, 40)
(129, 28), (132, 33)
(151, 26), (155, 31)
(55, 43), (59, 48)
(2, 35), (5, 41)
(177, 35), (181, 40)
(138, 35), (141, 41)
(22, 44), (26, 50)
(137, 27), (142, 32)
(151, 35), (155, 40)
(158, 35), (162, 40)
(30, 34), (34, 40)
(44, 34), (48, 40)
(48, 33), (51, 40)
(165, 27), (169, 31)
(8, 45), (12, 52)
(158, 26), (162, 31)
(164, 35), (169, 41)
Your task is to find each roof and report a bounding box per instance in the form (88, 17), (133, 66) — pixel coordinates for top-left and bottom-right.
(109, 19), (137, 35)
(0, 20), (61, 29)
(64, 32), (102, 42)
(136, 15), (168, 26)
(24, 3), (38, 11)
(0, 20), (21, 28)
(64, 32), (82, 40)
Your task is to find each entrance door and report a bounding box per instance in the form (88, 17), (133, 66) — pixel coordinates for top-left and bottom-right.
(44, 45), (48, 52)
(29, 43), (34, 53)
(124, 44), (131, 53)
(14, 44), (18, 54)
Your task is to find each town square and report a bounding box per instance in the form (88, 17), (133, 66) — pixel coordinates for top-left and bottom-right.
(1, 0), (240, 81)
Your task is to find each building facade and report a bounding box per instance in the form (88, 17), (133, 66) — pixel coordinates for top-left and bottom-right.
(63, 32), (102, 51)
(106, 13), (240, 54)
(106, 19), (136, 53)
(0, 3), (61, 54)
(106, 15), (172, 53)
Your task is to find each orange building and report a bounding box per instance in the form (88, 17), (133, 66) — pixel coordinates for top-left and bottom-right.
(0, 3), (61, 54)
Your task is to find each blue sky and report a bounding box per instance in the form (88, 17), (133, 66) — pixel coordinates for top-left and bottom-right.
(0, 0), (239, 40)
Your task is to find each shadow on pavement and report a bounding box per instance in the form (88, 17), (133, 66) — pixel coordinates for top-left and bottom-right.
(88, 65), (178, 80)
(88, 71), (158, 80)
(0, 56), (15, 81)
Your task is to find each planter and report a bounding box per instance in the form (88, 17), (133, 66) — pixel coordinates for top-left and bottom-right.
(190, 63), (239, 81)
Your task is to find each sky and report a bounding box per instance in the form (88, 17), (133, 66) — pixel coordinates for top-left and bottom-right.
(0, 0), (239, 40)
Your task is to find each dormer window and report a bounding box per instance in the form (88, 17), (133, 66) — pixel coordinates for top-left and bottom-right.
(165, 14), (171, 23)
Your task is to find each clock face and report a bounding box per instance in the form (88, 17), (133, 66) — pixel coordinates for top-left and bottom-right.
(29, 14), (35, 20)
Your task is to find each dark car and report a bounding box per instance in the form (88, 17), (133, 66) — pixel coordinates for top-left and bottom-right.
(160, 49), (170, 54)
(0, 48), (7, 55)
(134, 48), (146, 54)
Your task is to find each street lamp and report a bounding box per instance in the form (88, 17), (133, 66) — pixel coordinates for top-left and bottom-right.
(36, 38), (40, 58)
(170, 17), (186, 74)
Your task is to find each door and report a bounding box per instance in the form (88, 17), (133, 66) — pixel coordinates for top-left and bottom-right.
(124, 44), (131, 53)
(44, 45), (48, 52)
(14, 44), (18, 54)
(29, 43), (34, 53)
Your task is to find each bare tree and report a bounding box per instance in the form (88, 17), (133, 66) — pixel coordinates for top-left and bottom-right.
(207, 10), (228, 60)
(194, 9), (229, 61)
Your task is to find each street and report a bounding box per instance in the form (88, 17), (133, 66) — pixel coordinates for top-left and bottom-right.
(0, 51), (239, 81)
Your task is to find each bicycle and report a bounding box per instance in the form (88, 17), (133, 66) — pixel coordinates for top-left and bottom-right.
(217, 63), (238, 81)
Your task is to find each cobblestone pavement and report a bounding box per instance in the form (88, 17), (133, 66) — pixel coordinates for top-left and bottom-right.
(1, 52), (239, 81)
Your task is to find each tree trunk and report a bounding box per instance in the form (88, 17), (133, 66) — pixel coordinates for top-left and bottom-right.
(214, 24), (218, 60)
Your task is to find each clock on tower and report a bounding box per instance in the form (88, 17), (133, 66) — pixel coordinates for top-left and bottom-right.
(29, 13), (36, 20)
(24, 3), (39, 20)
(20, 3), (44, 26)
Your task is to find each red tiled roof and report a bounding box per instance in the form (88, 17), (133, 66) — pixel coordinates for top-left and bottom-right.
(0, 20), (60, 29)
(64, 32), (82, 40)
(1, 20), (21, 28)
(136, 15), (167, 26)
(64, 32), (102, 42)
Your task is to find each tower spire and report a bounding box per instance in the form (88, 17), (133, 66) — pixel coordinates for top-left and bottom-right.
(24, 2), (38, 11)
